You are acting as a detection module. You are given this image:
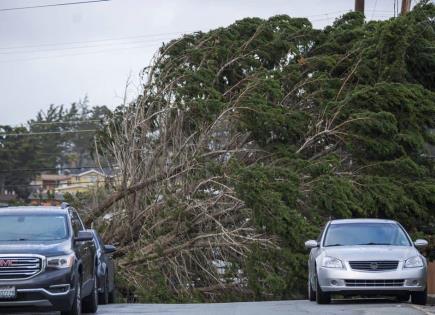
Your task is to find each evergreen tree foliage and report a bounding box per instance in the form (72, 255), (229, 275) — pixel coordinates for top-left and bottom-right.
(129, 1), (435, 299)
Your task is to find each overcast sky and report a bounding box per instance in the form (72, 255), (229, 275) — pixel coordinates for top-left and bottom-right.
(0, 0), (410, 125)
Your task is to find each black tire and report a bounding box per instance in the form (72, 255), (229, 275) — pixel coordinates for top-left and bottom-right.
(411, 288), (427, 305)
(396, 293), (410, 302)
(308, 278), (316, 301)
(108, 288), (116, 304)
(61, 276), (81, 315)
(98, 274), (109, 305)
(316, 276), (331, 304)
(82, 276), (98, 313)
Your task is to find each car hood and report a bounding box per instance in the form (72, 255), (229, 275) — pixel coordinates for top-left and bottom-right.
(323, 245), (418, 262)
(0, 239), (71, 256)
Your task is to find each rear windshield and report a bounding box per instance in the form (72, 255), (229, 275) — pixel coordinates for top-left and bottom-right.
(0, 214), (69, 241)
(323, 222), (411, 247)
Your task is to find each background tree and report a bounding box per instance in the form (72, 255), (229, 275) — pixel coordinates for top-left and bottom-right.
(0, 102), (111, 200)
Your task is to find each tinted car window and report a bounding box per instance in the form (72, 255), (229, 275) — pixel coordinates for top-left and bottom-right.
(0, 214), (68, 241)
(324, 223), (411, 247)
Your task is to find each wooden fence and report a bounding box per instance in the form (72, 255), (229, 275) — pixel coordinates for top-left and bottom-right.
(428, 262), (435, 294)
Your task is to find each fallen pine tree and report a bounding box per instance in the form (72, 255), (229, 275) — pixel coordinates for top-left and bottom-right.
(71, 0), (435, 302)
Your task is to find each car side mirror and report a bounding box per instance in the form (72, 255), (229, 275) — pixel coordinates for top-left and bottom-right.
(414, 239), (428, 248)
(74, 231), (93, 242)
(104, 244), (116, 254)
(305, 240), (319, 249)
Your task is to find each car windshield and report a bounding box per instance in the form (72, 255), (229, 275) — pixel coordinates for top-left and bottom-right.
(0, 214), (68, 241)
(323, 222), (411, 247)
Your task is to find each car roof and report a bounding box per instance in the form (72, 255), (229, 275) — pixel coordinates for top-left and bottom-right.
(0, 206), (69, 216)
(330, 218), (398, 224)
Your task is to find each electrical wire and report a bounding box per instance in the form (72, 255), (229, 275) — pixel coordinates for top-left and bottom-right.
(0, 0), (110, 12)
(0, 41), (164, 64)
(3, 180), (117, 189)
(371, 0), (379, 20)
(0, 31), (191, 51)
(28, 120), (102, 126)
(0, 36), (178, 56)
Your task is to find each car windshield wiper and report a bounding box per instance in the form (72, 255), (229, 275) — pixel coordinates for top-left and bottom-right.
(325, 243), (344, 247)
(357, 242), (391, 245)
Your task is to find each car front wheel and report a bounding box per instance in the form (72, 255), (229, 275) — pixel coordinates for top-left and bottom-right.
(61, 276), (81, 315)
(82, 276), (98, 313)
(316, 276), (331, 304)
(411, 288), (427, 305)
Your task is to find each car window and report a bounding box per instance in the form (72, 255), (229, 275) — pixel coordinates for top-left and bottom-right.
(0, 214), (68, 241)
(323, 222), (411, 247)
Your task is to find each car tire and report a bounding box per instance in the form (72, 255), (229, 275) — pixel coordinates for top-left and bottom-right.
(411, 288), (427, 305)
(316, 276), (331, 304)
(99, 274), (109, 305)
(82, 276), (98, 313)
(308, 278), (316, 301)
(61, 276), (81, 315)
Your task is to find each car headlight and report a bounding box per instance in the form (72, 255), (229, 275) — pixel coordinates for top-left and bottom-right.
(47, 254), (75, 269)
(404, 256), (423, 268)
(322, 256), (344, 269)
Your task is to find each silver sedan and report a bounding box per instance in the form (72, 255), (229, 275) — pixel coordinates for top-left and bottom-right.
(305, 219), (428, 305)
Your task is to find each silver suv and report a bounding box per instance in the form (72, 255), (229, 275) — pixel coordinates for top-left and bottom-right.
(305, 219), (428, 305)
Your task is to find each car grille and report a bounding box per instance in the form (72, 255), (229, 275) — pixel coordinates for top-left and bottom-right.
(345, 279), (404, 287)
(0, 256), (43, 280)
(349, 260), (399, 271)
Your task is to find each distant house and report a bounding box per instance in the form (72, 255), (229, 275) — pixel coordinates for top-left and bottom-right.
(29, 169), (111, 197)
(31, 174), (71, 191)
(56, 169), (110, 194)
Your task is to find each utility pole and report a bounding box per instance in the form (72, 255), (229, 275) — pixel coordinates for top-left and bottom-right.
(401, 0), (411, 15)
(355, 0), (365, 14)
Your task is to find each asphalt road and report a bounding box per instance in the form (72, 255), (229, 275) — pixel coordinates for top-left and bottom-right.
(92, 300), (433, 315)
(7, 300), (435, 315)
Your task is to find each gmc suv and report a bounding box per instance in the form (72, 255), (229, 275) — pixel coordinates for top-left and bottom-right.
(0, 204), (98, 315)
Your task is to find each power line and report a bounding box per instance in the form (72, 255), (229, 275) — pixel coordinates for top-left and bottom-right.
(4, 180), (116, 189)
(371, 0), (379, 19)
(0, 31), (190, 51)
(0, 36), (177, 56)
(0, 130), (97, 136)
(0, 0), (110, 12)
(28, 120), (102, 126)
(0, 41), (163, 64)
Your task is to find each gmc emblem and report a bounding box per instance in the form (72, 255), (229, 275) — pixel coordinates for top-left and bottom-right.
(0, 260), (13, 267)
